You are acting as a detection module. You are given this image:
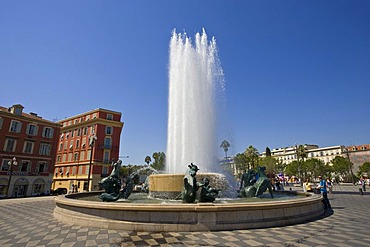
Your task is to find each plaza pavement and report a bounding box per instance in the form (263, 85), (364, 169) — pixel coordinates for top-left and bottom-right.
(0, 184), (369, 247)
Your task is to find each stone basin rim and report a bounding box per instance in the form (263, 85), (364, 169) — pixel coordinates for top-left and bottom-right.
(55, 191), (320, 211)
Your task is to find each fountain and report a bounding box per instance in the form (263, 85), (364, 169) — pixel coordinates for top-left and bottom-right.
(149, 28), (229, 199)
(54, 29), (324, 231)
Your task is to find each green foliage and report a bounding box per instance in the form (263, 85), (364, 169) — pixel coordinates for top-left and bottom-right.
(265, 147), (271, 157)
(152, 152), (166, 171)
(244, 145), (259, 169)
(358, 162), (370, 176)
(297, 145), (307, 162)
(285, 161), (299, 177)
(259, 156), (281, 178)
(331, 156), (351, 176)
(220, 140), (231, 158)
(234, 153), (249, 171)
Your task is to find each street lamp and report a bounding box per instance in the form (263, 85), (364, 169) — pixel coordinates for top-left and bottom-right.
(86, 133), (97, 192)
(6, 157), (18, 197)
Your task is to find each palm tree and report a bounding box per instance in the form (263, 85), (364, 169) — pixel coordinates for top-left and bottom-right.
(296, 144), (307, 184)
(244, 145), (259, 169)
(220, 140), (230, 159)
(145, 156), (151, 166)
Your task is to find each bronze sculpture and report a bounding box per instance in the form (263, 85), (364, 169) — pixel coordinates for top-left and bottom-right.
(182, 163), (200, 203)
(239, 166), (273, 198)
(98, 160), (139, 202)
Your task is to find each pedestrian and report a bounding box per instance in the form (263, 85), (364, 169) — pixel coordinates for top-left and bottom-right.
(317, 176), (331, 209)
(360, 176), (366, 192)
(304, 178), (312, 192)
(327, 178), (333, 195)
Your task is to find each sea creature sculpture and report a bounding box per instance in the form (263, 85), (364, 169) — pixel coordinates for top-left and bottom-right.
(98, 160), (139, 202)
(199, 177), (220, 202)
(239, 166), (273, 198)
(182, 163), (200, 203)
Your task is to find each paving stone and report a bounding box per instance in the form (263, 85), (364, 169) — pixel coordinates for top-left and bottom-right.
(0, 185), (369, 246)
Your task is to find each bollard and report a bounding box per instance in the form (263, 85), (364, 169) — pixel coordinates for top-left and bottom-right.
(359, 188), (363, 195)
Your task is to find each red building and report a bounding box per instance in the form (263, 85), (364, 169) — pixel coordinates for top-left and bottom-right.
(53, 108), (123, 193)
(344, 144), (370, 174)
(0, 104), (61, 198)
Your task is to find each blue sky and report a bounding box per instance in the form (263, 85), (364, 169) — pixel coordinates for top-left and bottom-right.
(1, 1), (370, 165)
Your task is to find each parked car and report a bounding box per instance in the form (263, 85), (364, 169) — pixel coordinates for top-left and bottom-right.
(51, 188), (68, 195)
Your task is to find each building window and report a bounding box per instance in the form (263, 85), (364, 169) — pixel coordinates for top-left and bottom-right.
(9, 120), (22, 133)
(19, 161), (30, 172)
(4, 138), (16, 152)
(80, 151), (85, 161)
(57, 155), (61, 163)
(76, 140), (80, 149)
(106, 126), (113, 135)
(77, 128), (81, 136)
(107, 114), (113, 120)
(74, 153), (79, 161)
(68, 153), (72, 162)
(86, 115), (90, 121)
(104, 137), (112, 149)
(74, 119), (79, 124)
(102, 166), (108, 175)
(71, 130), (75, 138)
(1, 160), (10, 171)
(39, 143), (51, 155)
(0, 117), (3, 129)
(85, 165), (90, 175)
(23, 141), (34, 154)
(92, 113), (97, 119)
(64, 142), (68, 150)
(82, 137), (87, 148)
(62, 154), (66, 162)
(42, 127), (54, 138)
(70, 140), (74, 150)
(26, 124), (38, 136)
(103, 151), (110, 163)
(59, 143), (63, 151)
(83, 127), (88, 135)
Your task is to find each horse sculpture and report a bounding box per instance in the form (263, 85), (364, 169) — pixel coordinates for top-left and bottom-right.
(182, 163), (200, 203)
(239, 166), (273, 198)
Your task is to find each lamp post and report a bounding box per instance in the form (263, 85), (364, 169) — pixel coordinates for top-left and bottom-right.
(86, 133), (97, 192)
(6, 157), (18, 197)
(343, 147), (354, 183)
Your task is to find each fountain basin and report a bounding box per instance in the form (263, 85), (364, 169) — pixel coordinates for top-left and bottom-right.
(54, 191), (324, 232)
(148, 173), (229, 199)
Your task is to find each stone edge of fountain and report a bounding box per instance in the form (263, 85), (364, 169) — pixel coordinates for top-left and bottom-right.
(54, 191), (324, 232)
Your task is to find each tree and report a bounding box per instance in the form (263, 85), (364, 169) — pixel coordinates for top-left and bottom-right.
(244, 145), (259, 169)
(234, 153), (249, 172)
(144, 156), (152, 166)
(265, 147), (271, 157)
(358, 162), (370, 177)
(331, 156), (351, 181)
(304, 158), (327, 181)
(260, 156), (280, 179)
(285, 161), (299, 177)
(296, 145), (307, 183)
(152, 152), (166, 171)
(220, 140), (230, 159)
